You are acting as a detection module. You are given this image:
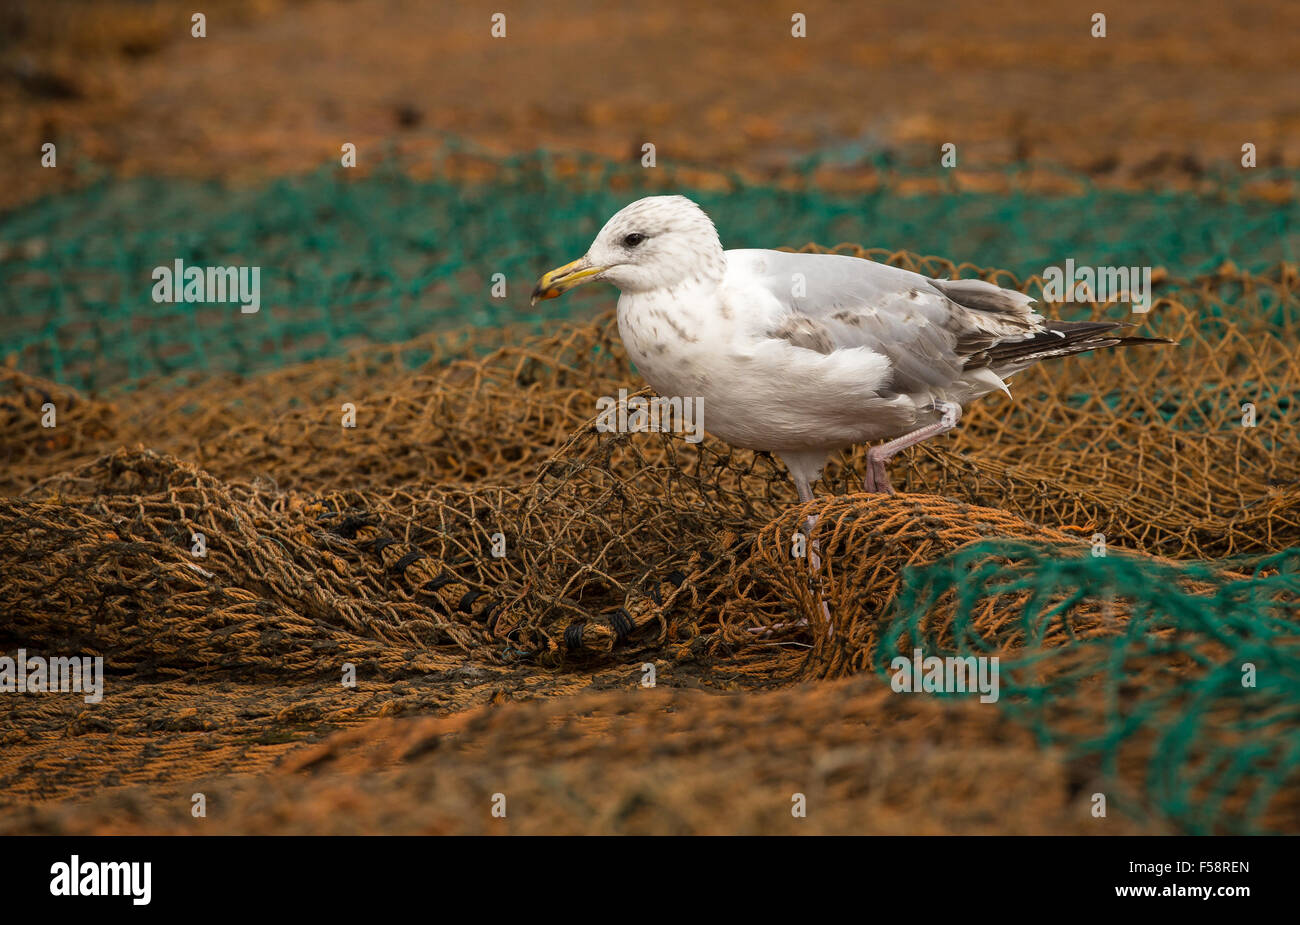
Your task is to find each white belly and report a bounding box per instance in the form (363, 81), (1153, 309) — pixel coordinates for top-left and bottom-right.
(616, 289), (918, 453)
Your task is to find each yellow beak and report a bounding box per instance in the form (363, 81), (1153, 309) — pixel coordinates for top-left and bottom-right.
(530, 256), (607, 306)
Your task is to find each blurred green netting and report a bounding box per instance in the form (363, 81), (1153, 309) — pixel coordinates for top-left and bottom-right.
(2, 145), (1298, 391)
(876, 541), (1300, 834)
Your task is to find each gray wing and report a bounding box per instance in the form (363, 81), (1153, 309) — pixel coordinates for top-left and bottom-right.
(728, 249), (1045, 393)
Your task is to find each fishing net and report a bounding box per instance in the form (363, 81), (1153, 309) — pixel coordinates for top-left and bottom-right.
(2, 148), (1297, 392)
(2, 238), (1298, 834)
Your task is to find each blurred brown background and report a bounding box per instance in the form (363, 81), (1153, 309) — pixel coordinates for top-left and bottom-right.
(3, 0), (1298, 209)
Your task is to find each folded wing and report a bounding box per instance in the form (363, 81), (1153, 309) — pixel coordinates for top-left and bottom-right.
(728, 249), (1162, 395)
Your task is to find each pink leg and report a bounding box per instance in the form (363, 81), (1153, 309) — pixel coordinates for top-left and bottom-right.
(791, 477), (833, 630)
(863, 402), (963, 494)
(749, 477), (833, 634)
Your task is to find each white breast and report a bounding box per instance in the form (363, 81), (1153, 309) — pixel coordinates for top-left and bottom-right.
(615, 276), (915, 454)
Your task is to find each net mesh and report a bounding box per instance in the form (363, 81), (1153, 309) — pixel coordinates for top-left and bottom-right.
(3, 150), (1298, 391)
(2, 238), (1298, 833)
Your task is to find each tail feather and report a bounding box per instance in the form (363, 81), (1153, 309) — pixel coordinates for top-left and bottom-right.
(973, 319), (1174, 375)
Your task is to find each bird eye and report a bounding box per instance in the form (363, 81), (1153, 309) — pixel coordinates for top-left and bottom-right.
(622, 233), (647, 247)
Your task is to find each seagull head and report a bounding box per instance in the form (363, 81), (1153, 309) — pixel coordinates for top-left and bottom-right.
(531, 195), (726, 305)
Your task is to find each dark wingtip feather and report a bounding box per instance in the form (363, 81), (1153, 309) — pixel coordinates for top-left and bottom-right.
(970, 320), (1176, 372)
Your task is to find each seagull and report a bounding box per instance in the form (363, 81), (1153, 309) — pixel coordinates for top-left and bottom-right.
(532, 194), (1170, 506)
